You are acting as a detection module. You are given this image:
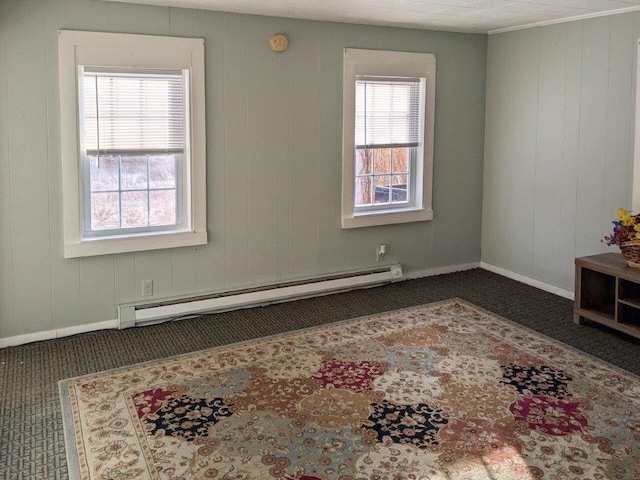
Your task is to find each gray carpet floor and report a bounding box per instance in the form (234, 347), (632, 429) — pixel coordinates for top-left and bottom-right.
(1, 268), (639, 479)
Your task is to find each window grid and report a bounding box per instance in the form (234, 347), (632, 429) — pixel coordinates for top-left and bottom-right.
(85, 153), (178, 234)
(355, 147), (411, 208)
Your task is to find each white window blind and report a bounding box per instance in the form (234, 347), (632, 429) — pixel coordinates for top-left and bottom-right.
(355, 77), (421, 149)
(82, 68), (185, 155)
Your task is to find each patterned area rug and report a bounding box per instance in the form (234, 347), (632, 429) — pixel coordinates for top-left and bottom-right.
(59, 299), (640, 479)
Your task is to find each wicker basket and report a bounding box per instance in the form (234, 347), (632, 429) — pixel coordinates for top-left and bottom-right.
(620, 240), (640, 268)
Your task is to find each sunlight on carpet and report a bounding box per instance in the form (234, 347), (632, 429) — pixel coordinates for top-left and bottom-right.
(59, 299), (640, 479)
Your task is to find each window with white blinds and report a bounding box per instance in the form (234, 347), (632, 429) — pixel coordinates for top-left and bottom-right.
(355, 77), (421, 149)
(58, 30), (207, 258)
(78, 68), (188, 237)
(82, 69), (186, 155)
(342, 48), (436, 229)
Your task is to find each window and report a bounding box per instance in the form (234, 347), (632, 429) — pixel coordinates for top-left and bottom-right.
(354, 78), (419, 209)
(342, 49), (436, 229)
(81, 69), (185, 235)
(58, 31), (207, 258)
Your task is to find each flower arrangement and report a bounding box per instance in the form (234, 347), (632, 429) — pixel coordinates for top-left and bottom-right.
(602, 208), (640, 246)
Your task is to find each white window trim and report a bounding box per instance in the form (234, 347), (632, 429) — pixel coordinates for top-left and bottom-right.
(58, 30), (207, 258)
(342, 48), (436, 229)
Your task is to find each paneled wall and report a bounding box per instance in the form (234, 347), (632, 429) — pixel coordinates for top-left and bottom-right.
(0, 0), (487, 340)
(483, 12), (639, 293)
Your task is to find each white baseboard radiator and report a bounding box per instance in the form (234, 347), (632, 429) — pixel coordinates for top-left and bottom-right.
(118, 264), (403, 329)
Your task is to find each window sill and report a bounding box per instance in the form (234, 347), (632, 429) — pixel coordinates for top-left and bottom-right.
(342, 207), (433, 229)
(64, 230), (208, 258)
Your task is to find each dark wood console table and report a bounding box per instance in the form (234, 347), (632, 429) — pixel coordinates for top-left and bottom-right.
(574, 253), (640, 339)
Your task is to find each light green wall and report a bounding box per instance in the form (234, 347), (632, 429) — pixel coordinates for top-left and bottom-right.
(0, 0), (487, 339)
(483, 12), (638, 292)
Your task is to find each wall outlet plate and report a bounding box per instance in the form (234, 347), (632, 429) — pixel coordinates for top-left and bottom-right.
(142, 280), (153, 297)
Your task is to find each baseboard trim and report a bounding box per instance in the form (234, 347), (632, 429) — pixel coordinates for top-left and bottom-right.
(480, 262), (574, 300)
(403, 262), (481, 280)
(0, 319), (119, 349)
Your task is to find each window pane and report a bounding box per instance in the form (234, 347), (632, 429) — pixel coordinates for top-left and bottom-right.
(392, 148), (409, 174)
(150, 190), (176, 226)
(374, 149), (391, 174)
(90, 156), (119, 192)
(149, 155), (176, 189)
(392, 174), (408, 188)
(392, 175), (408, 202)
(121, 156), (148, 190)
(91, 192), (120, 230)
(374, 184), (391, 204)
(355, 149), (373, 175)
(374, 175), (390, 187)
(121, 191), (148, 228)
(392, 188), (408, 203)
(355, 177), (372, 206)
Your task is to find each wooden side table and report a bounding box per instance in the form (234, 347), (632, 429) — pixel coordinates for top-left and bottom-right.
(574, 253), (640, 339)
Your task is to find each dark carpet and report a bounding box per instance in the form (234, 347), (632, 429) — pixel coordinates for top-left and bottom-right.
(1, 268), (639, 479)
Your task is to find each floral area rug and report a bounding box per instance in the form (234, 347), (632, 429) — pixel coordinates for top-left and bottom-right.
(59, 299), (640, 479)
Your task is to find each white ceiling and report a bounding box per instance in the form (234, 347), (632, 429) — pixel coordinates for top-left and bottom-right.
(105, 0), (640, 34)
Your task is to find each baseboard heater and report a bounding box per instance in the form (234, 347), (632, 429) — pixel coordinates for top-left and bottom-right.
(118, 264), (403, 329)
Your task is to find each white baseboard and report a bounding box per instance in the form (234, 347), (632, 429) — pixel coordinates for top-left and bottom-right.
(0, 319), (118, 349)
(403, 262), (481, 280)
(480, 262), (574, 300)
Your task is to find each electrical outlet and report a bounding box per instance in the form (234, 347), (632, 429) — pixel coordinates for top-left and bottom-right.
(377, 244), (387, 261)
(142, 280), (153, 297)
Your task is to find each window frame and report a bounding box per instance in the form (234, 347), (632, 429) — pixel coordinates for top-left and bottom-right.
(58, 30), (207, 258)
(342, 48), (436, 229)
